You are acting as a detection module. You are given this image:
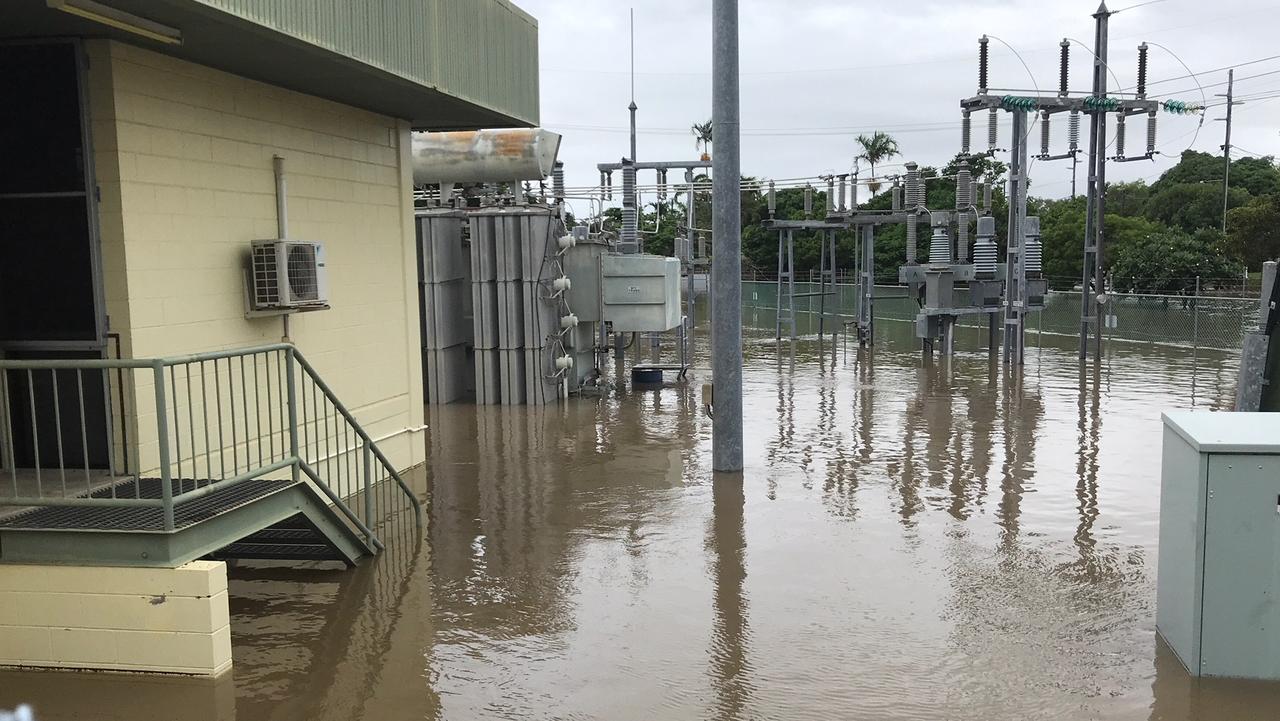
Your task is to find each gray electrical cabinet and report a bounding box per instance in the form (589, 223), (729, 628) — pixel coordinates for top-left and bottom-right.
(600, 254), (681, 332)
(1158, 411), (1280, 680)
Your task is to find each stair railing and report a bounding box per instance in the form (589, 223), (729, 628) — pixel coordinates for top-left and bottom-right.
(0, 344), (421, 545)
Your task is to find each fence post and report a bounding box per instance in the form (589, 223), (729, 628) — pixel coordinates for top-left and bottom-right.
(153, 361), (174, 532)
(285, 347), (300, 484)
(1187, 276), (1198, 356)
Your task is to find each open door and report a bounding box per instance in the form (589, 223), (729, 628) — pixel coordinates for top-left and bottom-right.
(0, 41), (112, 470)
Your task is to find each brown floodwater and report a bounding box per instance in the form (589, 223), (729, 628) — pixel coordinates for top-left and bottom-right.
(3, 316), (1279, 720)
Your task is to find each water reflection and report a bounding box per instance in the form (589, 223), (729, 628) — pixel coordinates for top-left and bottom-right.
(4, 319), (1279, 720)
(707, 475), (751, 721)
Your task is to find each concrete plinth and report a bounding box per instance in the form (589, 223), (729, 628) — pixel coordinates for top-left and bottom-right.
(0, 561), (231, 677)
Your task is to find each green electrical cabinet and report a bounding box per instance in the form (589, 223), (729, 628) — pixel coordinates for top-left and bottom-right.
(1158, 411), (1280, 679)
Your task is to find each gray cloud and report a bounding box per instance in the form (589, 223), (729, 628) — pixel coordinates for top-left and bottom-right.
(522, 0), (1280, 201)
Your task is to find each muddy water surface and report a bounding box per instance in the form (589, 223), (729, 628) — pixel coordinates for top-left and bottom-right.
(3, 319), (1278, 720)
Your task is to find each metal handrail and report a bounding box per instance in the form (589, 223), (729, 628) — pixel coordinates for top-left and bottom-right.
(0, 344), (421, 548)
(291, 349), (423, 528)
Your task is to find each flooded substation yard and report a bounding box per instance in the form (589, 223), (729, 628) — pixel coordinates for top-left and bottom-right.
(3, 316), (1279, 720)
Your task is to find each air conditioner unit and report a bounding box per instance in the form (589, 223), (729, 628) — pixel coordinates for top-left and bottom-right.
(249, 240), (329, 311)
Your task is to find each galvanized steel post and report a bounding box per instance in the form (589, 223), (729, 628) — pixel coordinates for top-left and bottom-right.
(711, 0), (742, 473)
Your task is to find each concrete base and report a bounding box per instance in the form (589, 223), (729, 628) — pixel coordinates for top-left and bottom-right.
(0, 561), (231, 677)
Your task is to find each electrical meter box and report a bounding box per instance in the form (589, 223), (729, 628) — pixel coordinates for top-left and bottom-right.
(601, 254), (681, 332)
(1158, 411), (1280, 680)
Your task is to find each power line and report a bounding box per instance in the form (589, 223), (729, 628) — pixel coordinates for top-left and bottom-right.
(1151, 67), (1280, 99)
(1121, 53), (1280, 90)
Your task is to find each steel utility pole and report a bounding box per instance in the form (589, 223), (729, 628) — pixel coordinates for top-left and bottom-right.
(711, 0), (742, 473)
(1218, 69), (1237, 234)
(1079, 1), (1111, 360)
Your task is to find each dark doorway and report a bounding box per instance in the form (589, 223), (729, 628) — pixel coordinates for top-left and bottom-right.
(0, 41), (111, 470)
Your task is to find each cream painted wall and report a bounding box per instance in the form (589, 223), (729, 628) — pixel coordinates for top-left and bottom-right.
(85, 40), (424, 475)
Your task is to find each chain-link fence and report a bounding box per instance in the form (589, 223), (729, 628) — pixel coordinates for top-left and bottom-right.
(742, 280), (1259, 351)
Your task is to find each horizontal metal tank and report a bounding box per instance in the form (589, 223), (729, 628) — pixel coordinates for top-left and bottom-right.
(411, 128), (562, 185)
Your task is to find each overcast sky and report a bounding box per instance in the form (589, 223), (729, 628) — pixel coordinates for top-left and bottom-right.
(519, 0), (1279, 202)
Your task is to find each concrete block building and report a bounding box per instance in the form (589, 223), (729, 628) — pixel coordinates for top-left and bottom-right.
(0, 0), (538, 676)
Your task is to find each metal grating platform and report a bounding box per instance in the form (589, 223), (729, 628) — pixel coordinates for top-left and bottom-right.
(0, 479), (296, 531)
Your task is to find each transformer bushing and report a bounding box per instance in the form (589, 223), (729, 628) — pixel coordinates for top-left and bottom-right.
(1024, 215), (1043, 276)
(973, 216), (998, 278)
(552, 161), (565, 203)
(961, 109), (972, 155)
(928, 211), (952, 266)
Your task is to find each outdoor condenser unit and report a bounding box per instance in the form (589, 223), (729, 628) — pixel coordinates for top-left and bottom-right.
(249, 240), (329, 311)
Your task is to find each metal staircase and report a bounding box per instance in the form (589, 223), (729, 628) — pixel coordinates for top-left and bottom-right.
(0, 344), (421, 567)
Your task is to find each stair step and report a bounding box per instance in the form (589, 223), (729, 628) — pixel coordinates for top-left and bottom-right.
(238, 527), (326, 544)
(214, 542), (348, 561)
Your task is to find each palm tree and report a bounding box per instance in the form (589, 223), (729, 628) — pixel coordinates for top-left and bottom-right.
(855, 131), (900, 194)
(692, 120), (713, 160)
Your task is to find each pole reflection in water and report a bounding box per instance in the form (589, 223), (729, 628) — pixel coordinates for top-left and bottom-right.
(707, 475), (752, 721)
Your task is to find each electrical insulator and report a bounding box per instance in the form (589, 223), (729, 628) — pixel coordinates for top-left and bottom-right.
(826, 177), (835, 214)
(1024, 216), (1042, 276)
(555, 355), (574, 371)
(987, 107), (999, 151)
(955, 164), (971, 211)
(1137, 43), (1149, 99)
(956, 165), (972, 263)
(961, 109), (972, 155)
(891, 184), (902, 211)
(803, 185), (813, 217)
(657, 169), (668, 200)
(552, 276), (572, 292)
(557, 235), (576, 251)
(560, 314), (579, 330)
(1068, 110), (1081, 151)
(906, 214), (918, 265)
(1059, 39), (1070, 96)
(552, 161), (565, 203)
(604, 171), (613, 201)
(838, 175), (847, 211)
(1115, 113), (1126, 157)
(767, 181), (776, 217)
(929, 212), (952, 266)
(1040, 110), (1051, 157)
(982, 181), (992, 213)
(1146, 112), (1157, 155)
(973, 216), (998, 278)
(978, 35), (989, 93)
(905, 162), (921, 207)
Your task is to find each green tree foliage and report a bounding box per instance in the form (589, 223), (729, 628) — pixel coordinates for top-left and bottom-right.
(855, 131), (900, 194)
(1226, 195), (1280, 268)
(1144, 182), (1250, 233)
(691, 120), (712, 155)
(1110, 229), (1237, 293)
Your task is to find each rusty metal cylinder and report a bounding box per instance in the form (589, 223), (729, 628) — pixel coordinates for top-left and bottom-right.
(411, 128), (562, 185)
